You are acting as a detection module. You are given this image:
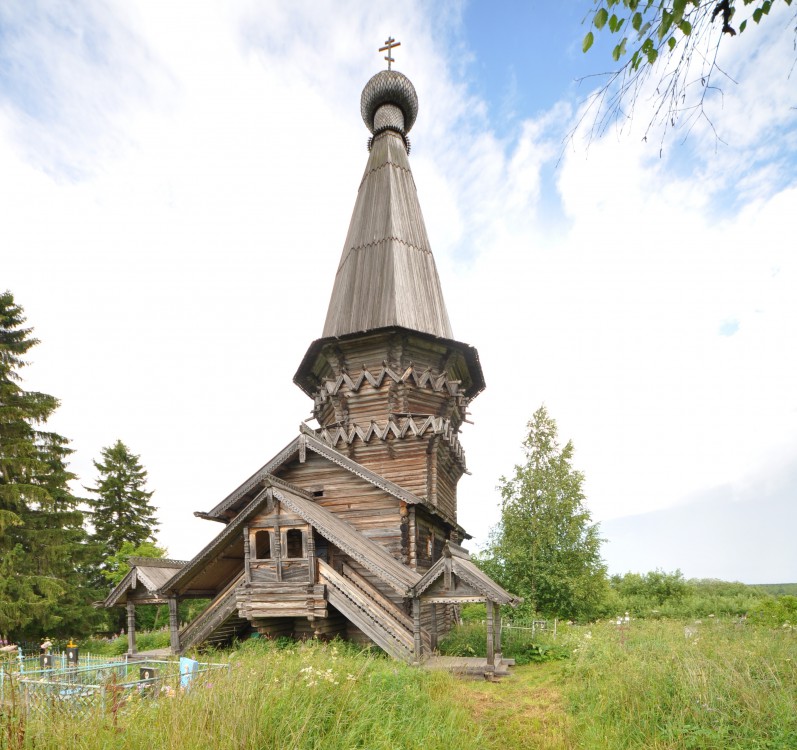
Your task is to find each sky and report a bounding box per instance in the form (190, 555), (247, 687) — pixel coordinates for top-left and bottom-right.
(2, 1), (796, 584)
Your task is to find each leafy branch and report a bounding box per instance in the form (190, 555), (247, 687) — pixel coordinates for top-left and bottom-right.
(572, 0), (796, 151)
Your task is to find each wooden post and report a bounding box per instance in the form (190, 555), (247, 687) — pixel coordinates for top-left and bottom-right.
(274, 507), (283, 582)
(126, 601), (137, 655)
(412, 598), (422, 664)
(430, 603), (438, 651)
(306, 527), (316, 583)
(485, 599), (495, 667)
(168, 596), (180, 654)
(493, 603), (502, 664)
(243, 526), (252, 585)
(408, 506), (417, 569)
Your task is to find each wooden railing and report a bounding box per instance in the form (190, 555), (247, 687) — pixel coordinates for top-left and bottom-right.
(318, 560), (420, 663)
(179, 572), (246, 652)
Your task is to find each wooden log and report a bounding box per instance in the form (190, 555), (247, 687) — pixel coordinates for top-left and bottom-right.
(413, 598), (422, 663)
(486, 599), (495, 667)
(168, 595), (180, 654)
(243, 525), (252, 585)
(127, 601), (137, 655)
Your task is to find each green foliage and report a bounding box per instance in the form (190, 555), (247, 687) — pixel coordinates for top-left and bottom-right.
(566, 618), (797, 749)
(577, 0), (797, 145)
(0, 291), (97, 638)
(478, 406), (608, 621)
(756, 582), (797, 596)
(439, 621), (571, 665)
(9, 624), (797, 750)
(20, 639), (482, 750)
(609, 571), (777, 618)
(102, 541), (167, 586)
(747, 594), (797, 627)
(583, 0), (793, 71)
(86, 439), (158, 564)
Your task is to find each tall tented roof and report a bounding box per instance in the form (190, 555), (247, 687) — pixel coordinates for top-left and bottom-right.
(322, 69), (453, 340)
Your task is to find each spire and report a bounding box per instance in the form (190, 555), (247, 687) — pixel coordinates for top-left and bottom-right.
(295, 43), (484, 401)
(321, 52), (454, 340)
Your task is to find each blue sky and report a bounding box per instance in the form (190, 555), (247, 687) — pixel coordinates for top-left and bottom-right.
(2, 0), (796, 584)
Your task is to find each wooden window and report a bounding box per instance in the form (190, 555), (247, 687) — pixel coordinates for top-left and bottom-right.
(254, 530), (271, 560)
(285, 528), (304, 559)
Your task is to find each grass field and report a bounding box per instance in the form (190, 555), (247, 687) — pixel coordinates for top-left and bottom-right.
(2, 619), (795, 749)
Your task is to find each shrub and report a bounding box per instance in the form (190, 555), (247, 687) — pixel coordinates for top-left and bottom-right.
(748, 595), (797, 628)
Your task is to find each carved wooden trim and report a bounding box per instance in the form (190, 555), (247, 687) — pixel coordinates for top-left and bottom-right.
(315, 416), (467, 469)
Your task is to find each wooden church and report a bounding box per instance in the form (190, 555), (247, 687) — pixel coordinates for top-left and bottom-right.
(104, 41), (519, 674)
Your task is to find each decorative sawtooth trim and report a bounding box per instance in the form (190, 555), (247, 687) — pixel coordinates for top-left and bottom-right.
(205, 440), (300, 519)
(450, 559), (518, 606)
(301, 430), (424, 506)
(316, 416), (467, 469)
(316, 363), (464, 403)
(127, 557), (189, 569)
(366, 128), (411, 154)
(412, 557), (447, 598)
(300, 429), (465, 533)
(359, 157), (413, 185)
(104, 567), (137, 608)
(344, 236), (432, 256)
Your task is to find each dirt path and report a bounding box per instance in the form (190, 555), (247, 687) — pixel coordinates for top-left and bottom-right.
(460, 662), (574, 750)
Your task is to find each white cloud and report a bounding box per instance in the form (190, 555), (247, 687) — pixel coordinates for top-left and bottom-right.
(2, 0), (795, 580)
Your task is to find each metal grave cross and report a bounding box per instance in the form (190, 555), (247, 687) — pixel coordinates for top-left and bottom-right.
(379, 37), (400, 70)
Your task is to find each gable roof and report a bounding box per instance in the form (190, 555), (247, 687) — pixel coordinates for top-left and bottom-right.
(272, 479), (419, 595)
(412, 542), (521, 606)
(200, 428), (466, 535)
(166, 486), (271, 595)
(103, 558), (188, 607)
(168, 476), (419, 598)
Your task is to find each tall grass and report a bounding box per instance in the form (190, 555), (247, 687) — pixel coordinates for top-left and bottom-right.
(565, 619), (797, 749)
(7, 621), (796, 750)
(14, 639), (481, 750)
(438, 621), (571, 664)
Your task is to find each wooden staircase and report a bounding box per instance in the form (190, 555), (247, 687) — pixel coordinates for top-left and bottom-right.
(318, 560), (429, 663)
(179, 572), (249, 652)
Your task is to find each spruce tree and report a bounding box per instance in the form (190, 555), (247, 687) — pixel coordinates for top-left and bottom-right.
(0, 291), (93, 636)
(480, 405), (608, 620)
(86, 440), (158, 561)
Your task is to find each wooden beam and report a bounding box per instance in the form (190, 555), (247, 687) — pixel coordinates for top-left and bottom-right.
(168, 595), (180, 654)
(274, 505), (283, 582)
(493, 601), (502, 664)
(243, 526), (251, 585)
(412, 598), (422, 664)
(486, 599), (494, 667)
(126, 601), (137, 655)
(307, 527), (317, 583)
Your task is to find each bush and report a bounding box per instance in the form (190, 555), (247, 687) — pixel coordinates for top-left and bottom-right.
(438, 621), (571, 665)
(748, 595), (797, 628)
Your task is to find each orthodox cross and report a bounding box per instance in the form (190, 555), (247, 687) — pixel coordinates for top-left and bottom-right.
(379, 37), (400, 70)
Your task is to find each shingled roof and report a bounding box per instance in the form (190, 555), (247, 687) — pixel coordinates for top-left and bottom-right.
(200, 428), (468, 536)
(103, 557), (188, 607)
(321, 74), (453, 341)
(168, 478), (420, 598)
